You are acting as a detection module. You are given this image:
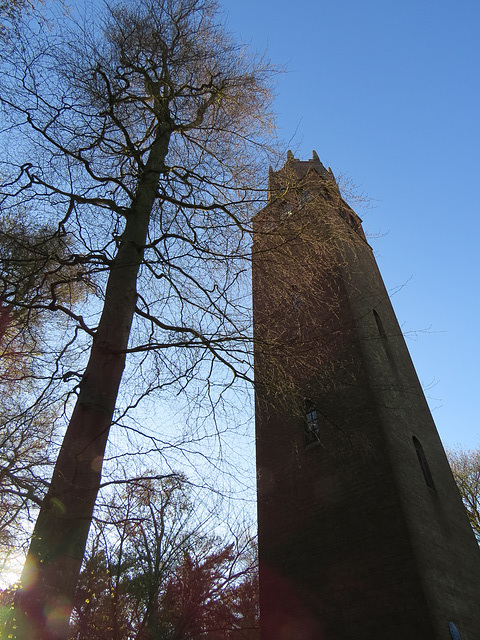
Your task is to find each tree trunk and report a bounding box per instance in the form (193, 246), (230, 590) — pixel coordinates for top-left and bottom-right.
(6, 130), (171, 640)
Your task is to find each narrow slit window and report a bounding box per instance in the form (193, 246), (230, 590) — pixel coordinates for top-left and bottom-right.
(305, 401), (319, 444)
(413, 437), (436, 490)
(449, 622), (462, 640)
(373, 309), (386, 339)
(292, 292), (302, 309)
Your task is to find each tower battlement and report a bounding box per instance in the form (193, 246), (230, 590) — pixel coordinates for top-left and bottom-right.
(260, 150), (366, 241)
(267, 150), (337, 202)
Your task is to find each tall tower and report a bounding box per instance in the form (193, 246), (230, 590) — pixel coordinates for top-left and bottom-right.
(252, 151), (480, 640)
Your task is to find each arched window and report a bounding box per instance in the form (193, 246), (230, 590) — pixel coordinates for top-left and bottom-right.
(304, 400), (319, 444)
(413, 436), (436, 490)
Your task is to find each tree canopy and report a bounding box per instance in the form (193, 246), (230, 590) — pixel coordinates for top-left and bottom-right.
(68, 475), (259, 640)
(0, 0), (278, 637)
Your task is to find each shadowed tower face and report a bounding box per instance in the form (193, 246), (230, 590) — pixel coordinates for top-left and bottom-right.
(252, 152), (480, 640)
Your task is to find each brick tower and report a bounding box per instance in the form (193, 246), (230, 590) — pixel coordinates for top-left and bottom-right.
(252, 151), (480, 640)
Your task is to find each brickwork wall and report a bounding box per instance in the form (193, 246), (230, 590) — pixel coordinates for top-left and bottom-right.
(252, 154), (480, 640)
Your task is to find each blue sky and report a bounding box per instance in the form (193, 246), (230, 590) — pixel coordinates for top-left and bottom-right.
(222, 0), (480, 450)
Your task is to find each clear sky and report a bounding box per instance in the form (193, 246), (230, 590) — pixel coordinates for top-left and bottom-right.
(222, 0), (480, 450)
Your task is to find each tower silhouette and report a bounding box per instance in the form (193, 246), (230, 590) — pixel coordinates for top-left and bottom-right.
(252, 151), (480, 640)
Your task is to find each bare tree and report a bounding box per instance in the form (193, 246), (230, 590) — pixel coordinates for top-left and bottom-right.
(447, 445), (480, 544)
(0, 0), (277, 637)
(0, 0), (35, 34)
(0, 220), (90, 570)
(0, 407), (53, 571)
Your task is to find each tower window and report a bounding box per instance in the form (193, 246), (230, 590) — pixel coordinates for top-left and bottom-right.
(413, 437), (436, 490)
(449, 622), (462, 640)
(304, 401), (319, 444)
(373, 309), (386, 339)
